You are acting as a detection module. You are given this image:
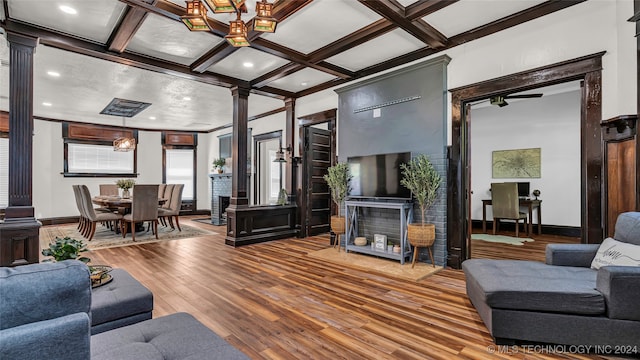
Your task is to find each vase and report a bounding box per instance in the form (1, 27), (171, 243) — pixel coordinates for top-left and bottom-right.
(122, 189), (130, 199)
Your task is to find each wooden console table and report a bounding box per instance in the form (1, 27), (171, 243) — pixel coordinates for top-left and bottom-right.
(344, 200), (413, 264)
(482, 198), (542, 235)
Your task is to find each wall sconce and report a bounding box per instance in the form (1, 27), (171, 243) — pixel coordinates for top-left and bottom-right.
(273, 145), (291, 163)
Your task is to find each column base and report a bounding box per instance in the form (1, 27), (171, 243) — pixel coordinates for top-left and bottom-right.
(0, 216), (42, 266)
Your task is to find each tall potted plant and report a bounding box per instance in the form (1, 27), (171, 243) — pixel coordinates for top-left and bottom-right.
(400, 154), (441, 268)
(323, 162), (351, 242)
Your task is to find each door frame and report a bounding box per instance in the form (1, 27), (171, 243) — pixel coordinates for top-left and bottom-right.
(298, 108), (337, 238)
(253, 130), (282, 205)
(447, 52), (605, 269)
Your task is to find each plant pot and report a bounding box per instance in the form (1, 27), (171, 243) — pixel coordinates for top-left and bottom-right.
(393, 244), (401, 253)
(407, 223), (435, 247)
(217, 168), (224, 174)
(330, 215), (345, 235)
(122, 189), (130, 199)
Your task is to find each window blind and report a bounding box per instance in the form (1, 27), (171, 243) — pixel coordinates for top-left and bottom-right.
(68, 143), (134, 174)
(165, 149), (194, 200)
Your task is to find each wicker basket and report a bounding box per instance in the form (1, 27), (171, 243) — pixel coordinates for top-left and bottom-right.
(331, 215), (346, 234)
(407, 223), (435, 247)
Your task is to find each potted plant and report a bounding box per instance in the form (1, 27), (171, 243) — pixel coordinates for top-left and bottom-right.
(116, 178), (135, 198)
(323, 162), (351, 244)
(400, 154), (441, 268)
(213, 158), (226, 173)
(42, 237), (112, 286)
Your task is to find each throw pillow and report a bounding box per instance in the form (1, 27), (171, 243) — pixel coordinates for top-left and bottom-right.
(591, 237), (640, 270)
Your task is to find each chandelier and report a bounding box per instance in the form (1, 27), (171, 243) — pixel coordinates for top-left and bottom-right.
(114, 117), (136, 152)
(181, 0), (277, 47)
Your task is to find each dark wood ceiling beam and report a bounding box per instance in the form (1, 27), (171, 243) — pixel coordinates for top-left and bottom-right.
(191, 0), (313, 72)
(2, 20), (243, 88)
(251, 63), (305, 87)
(405, 0), (459, 21)
(448, 0), (586, 45)
(295, 0), (585, 97)
(108, 0), (157, 53)
(257, 86), (296, 98)
(307, 19), (396, 62)
(248, 106), (286, 121)
(357, 0), (448, 48)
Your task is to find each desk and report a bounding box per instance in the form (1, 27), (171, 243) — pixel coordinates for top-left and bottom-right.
(482, 198), (542, 235)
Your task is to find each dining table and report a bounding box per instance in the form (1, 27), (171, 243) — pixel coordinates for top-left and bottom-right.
(92, 196), (168, 233)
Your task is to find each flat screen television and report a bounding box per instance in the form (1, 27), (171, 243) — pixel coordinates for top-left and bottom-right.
(347, 152), (412, 200)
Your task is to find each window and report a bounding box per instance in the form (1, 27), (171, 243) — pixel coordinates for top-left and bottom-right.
(67, 143), (134, 174)
(0, 137), (7, 207)
(219, 134), (231, 158)
(165, 149), (194, 200)
(62, 123), (137, 177)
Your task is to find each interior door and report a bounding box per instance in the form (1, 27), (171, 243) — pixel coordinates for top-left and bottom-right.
(304, 127), (332, 236)
(256, 138), (282, 204)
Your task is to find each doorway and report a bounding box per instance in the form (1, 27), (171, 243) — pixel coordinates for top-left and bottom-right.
(298, 109), (337, 238)
(253, 131), (282, 205)
(447, 52), (605, 269)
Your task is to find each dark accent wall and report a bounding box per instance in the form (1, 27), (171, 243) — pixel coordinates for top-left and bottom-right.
(335, 55), (450, 158)
(334, 56), (450, 266)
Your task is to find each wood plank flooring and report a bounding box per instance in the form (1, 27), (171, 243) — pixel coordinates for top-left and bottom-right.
(74, 218), (609, 360)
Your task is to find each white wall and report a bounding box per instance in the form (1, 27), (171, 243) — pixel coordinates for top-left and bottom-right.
(470, 90), (582, 226)
(32, 120), (213, 219)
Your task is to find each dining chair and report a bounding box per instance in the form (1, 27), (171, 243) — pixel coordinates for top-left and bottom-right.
(158, 184), (184, 231)
(99, 184), (119, 196)
(72, 185), (89, 237)
(158, 184), (166, 200)
(121, 184), (159, 241)
(79, 185), (123, 241)
(491, 182), (529, 237)
(158, 184), (175, 227)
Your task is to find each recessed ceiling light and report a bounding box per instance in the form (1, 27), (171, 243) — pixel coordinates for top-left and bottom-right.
(47, 71), (60, 77)
(301, 82), (308, 86)
(243, 62), (254, 68)
(149, 116), (156, 120)
(42, 102), (52, 106)
(183, 96), (191, 101)
(59, 5), (77, 15)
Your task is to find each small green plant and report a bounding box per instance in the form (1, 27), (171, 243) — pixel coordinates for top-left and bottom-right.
(277, 188), (288, 205)
(41, 236), (90, 264)
(323, 162), (352, 209)
(115, 178), (135, 190)
(213, 158), (226, 168)
(400, 154), (442, 225)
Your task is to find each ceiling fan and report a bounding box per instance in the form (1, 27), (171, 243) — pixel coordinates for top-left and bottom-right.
(489, 92), (543, 107)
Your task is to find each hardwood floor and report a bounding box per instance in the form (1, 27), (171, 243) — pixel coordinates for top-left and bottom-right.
(471, 230), (581, 262)
(78, 218), (607, 360)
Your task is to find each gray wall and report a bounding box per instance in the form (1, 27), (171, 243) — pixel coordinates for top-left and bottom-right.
(334, 56), (450, 266)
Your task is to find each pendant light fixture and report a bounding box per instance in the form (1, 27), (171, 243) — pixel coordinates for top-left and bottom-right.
(114, 117), (136, 152)
(254, 0), (277, 33)
(181, 1), (212, 31)
(204, 0), (245, 13)
(225, 11), (250, 47)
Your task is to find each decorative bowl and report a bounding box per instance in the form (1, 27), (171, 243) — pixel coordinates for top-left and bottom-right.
(354, 237), (367, 246)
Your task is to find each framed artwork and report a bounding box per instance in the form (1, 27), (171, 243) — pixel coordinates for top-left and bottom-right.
(373, 234), (387, 252)
(492, 147), (541, 178)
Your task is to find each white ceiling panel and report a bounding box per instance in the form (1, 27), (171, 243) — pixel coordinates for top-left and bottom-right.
(267, 67), (336, 93)
(423, 0), (547, 38)
(28, 45), (244, 131)
(126, 13), (223, 66)
(325, 29), (425, 72)
(260, 0), (381, 54)
(207, 47), (290, 81)
(9, 0), (126, 44)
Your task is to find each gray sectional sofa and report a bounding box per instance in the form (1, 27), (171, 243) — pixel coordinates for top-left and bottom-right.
(463, 212), (640, 348)
(0, 261), (250, 360)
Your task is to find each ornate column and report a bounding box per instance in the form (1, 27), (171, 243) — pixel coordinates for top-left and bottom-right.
(229, 85), (250, 206)
(0, 33), (41, 266)
(284, 97), (297, 203)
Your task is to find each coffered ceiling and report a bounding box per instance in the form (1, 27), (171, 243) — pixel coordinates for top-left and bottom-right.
(0, 0), (584, 131)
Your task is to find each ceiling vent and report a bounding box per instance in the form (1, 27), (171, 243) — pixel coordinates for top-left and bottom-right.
(100, 98), (151, 117)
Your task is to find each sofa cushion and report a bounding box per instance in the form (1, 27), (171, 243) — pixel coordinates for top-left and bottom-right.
(591, 237), (640, 270)
(91, 312), (250, 360)
(463, 259), (605, 315)
(91, 269), (153, 333)
(614, 212), (640, 245)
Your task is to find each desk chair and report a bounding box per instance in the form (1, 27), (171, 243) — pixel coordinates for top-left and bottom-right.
(491, 182), (528, 237)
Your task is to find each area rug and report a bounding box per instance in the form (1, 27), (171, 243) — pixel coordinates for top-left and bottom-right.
(308, 247), (442, 282)
(471, 233), (534, 246)
(40, 223), (217, 250)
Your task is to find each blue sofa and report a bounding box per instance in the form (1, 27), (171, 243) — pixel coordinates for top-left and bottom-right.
(0, 261), (249, 360)
(463, 212), (640, 348)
